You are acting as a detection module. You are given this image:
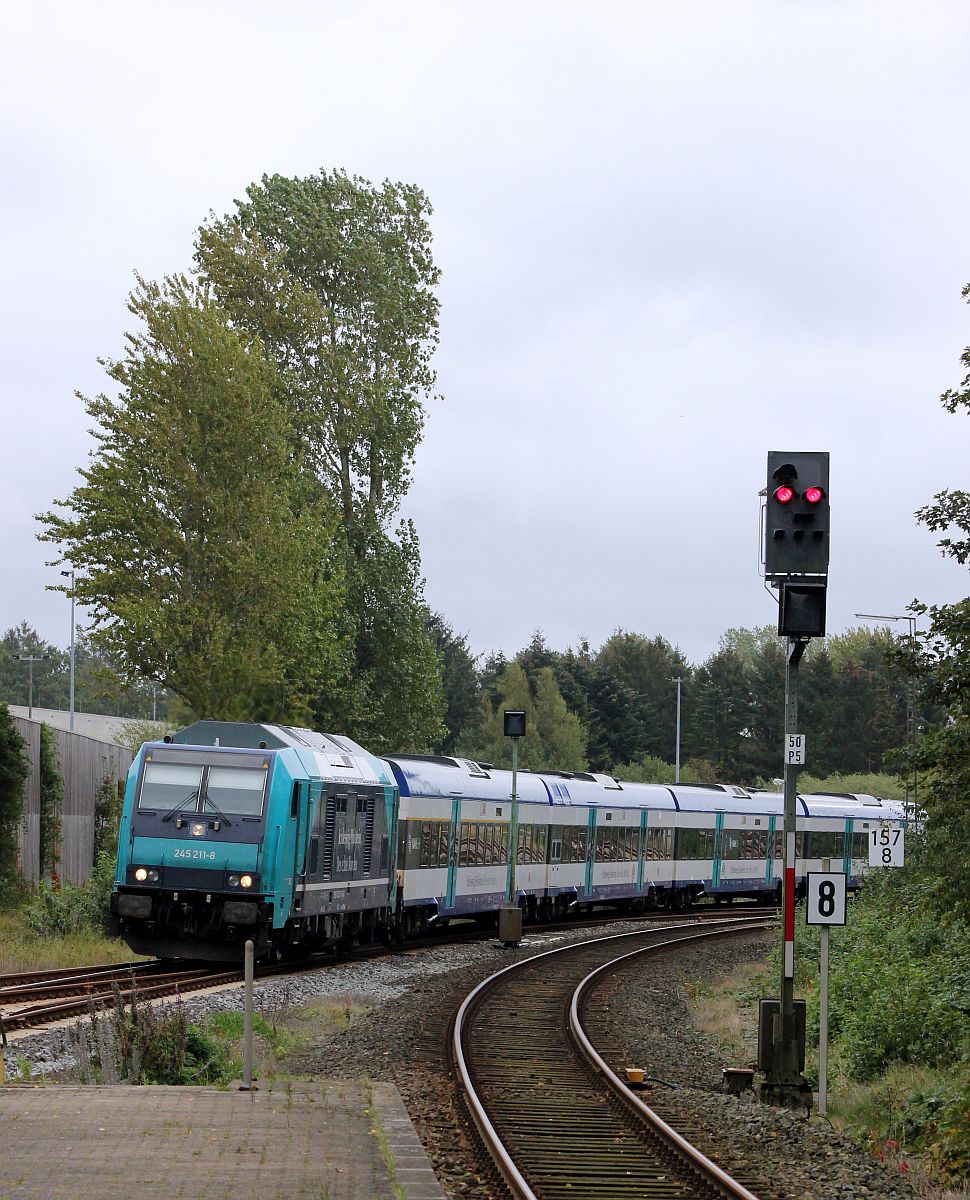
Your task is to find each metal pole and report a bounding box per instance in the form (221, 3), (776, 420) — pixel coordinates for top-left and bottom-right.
(907, 617), (917, 816)
(68, 576), (75, 732)
(507, 737), (519, 905)
(818, 856), (830, 1116)
(242, 939), (254, 1090)
(672, 677), (683, 783)
(776, 636), (807, 1096)
(15, 654), (51, 721)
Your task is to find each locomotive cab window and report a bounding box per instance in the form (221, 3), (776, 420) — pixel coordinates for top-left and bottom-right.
(138, 762), (203, 810)
(202, 767), (266, 817)
(138, 758), (267, 818)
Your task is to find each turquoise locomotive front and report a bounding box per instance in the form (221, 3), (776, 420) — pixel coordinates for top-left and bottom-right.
(111, 722), (398, 960)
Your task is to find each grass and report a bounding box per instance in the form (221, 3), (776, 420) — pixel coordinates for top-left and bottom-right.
(287, 995), (369, 1031)
(368, 1093), (408, 1200)
(0, 908), (146, 973)
(684, 961), (764, 1063)
(688, 957), (970, 1200)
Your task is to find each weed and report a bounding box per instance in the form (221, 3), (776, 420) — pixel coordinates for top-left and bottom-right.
(60, 984), (238, 1086)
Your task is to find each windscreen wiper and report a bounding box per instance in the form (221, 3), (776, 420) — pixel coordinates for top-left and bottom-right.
(161, 788), (201, 823)
(201, 793), (232, 827)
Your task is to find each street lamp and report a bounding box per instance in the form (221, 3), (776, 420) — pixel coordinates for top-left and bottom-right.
(671, 677), (683, 783)
(14, 654), (51, 719)
(854, 612), (918, 810)
(60, 568), (76, 732)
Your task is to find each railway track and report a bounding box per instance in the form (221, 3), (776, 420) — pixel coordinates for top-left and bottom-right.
(0, 904), (778, 1039)
(453, 915), (771, 1200)
(0, 963), (239, 1033)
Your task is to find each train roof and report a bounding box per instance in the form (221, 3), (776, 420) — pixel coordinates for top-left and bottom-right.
(385, 754), (679, 809)
(168, 720), (392, 786)
(798, 791), (904, 819)
(385, 754), (551, 803)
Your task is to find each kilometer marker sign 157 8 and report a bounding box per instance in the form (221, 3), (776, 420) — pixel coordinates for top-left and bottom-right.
(869, 823), (905, 868)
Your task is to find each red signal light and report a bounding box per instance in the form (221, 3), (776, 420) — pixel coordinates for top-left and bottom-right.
(774, 485), (795, 504)
(804, 486), (825, 504)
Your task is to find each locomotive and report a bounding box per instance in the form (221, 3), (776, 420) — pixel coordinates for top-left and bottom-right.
(110, 720), (906, 961)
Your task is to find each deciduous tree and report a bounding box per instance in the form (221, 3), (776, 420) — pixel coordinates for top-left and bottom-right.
(38, 273), (347, 722)
(196, 171), (444, 749)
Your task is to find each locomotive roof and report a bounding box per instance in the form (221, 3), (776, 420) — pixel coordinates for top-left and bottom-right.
(169, 721), (391, 786)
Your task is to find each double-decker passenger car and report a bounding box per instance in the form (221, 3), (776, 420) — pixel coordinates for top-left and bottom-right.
(386, 755), (905, 923)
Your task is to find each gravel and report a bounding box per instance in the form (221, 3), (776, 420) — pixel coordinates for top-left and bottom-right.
(4, 919), (918, 1200)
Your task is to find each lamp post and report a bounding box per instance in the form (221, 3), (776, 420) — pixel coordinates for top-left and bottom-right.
(60, 568), (76, 732)
(671, 677), (683, 783)
(854, 612), (918, 811)
(14, 654), (51, 719)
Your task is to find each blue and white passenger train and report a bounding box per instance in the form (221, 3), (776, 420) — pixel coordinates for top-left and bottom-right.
(110, 720), (906, 961)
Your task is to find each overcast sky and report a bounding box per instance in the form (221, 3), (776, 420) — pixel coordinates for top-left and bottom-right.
(2, 1), (969, 672)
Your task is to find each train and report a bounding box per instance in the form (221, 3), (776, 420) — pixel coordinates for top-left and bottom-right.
(109, 720), (906, 961)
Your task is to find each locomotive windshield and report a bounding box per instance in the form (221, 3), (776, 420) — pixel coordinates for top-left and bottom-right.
(138, 757), (268, 818)
(202, 767), (265, 817)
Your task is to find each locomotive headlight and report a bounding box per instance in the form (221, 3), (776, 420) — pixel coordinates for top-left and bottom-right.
(134, 867), (148, 882)
(147, 869), (160, 883)
(240, 874), (254, 889)
(228, 874), (240, 887)
(190, 822), (206, 838)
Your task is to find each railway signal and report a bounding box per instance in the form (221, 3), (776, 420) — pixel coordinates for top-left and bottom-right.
(758, 450), (831, 1108)
(764, 451), (830, 582)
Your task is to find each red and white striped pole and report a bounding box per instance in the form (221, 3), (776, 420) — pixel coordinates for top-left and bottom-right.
(783, 830), (796, 980)
(775, 635), (807, 1095)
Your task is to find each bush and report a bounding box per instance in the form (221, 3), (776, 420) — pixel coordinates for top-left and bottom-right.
(611, 754), (707, 784)
(903, 1066), (970, 1182)
(64, 988), (238, 1085)
(781, 867), (970, 1080)
(797, 771), (909, 802)
(21, 852), (116, 936)
(38, 723), (63, 878)
(93, 774), (124, 862)
(0, 702), (29, 902)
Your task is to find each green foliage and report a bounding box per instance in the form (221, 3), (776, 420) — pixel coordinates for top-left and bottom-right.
(427, 611), (482, 755)
(797, 771), (908, 801)
(610, 754), (704, 784)
(38, 272), (347, 723)
(0, 622), (67, 710)
(93, 775), (124, 862)
(461, 662), (587, 771)
(21, 851), (116, 936)
(891, 283), (970, 920)
(197, 170), (445, 751)
(781, 868), (970, 1082)
(778, 844), (970, 1184)
(203, 1008), (292, 1064)
(68, 991), (237, 1086)
(37, 724), (62, 878)
(313, 521), (444, 752)
(0, 702), (29, 903)
(900, 1066), (970, 1181)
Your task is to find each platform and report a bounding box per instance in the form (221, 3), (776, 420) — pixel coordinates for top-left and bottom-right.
(0, 1080), (445, 1199)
